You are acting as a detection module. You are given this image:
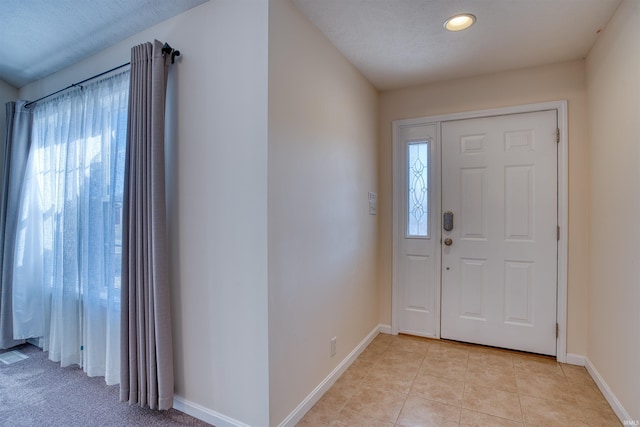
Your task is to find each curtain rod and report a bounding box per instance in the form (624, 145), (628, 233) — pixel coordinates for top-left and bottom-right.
(24, 42), (180, 109)
(24, 62), (130, 108)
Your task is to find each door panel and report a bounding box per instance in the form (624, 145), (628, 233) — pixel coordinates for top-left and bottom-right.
(440, 111), (558, 355)
(396, 124), (439, 337)
(460, 167), (487, 239)
(505, 166), (534, 240)
(459, 257), (486, 320)
(406, 255), (432, 311)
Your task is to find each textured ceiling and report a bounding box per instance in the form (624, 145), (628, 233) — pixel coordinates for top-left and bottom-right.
(293, 0), (622, 90)
(0, 0), (208, 88)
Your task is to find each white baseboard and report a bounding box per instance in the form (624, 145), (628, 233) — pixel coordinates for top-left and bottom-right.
(535, 352), (634, 424)
(277, 324), (386, 427)
(378, 324), (392, 335)
(173, 395), (252, 427)
(584, 357), (634, 424)
(565, 353), (586, 366)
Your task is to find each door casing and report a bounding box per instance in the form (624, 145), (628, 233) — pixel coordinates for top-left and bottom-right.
(391, 101), (568, 362)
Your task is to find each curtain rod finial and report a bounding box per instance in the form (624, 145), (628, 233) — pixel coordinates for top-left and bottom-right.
(171, 50), (180, 64)
(161, 43), (180, 64)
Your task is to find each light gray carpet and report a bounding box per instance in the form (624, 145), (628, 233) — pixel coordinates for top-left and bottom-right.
(0, 344), (212, 427)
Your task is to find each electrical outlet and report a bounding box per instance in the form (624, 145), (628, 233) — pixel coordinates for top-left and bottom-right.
(330, 337), (337, 357)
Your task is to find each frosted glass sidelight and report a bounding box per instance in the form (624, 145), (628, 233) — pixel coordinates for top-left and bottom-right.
(407, 142), (429, 237)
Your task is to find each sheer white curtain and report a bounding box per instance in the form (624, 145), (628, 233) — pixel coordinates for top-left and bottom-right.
(12, 71), (129, 384)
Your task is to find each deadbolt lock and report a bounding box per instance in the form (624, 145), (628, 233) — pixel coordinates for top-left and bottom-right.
(444, 238), (453, 246)
(443, 211), (454, 231)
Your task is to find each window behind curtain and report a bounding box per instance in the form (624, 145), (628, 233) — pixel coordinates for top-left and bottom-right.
(12, 71), (129, 384)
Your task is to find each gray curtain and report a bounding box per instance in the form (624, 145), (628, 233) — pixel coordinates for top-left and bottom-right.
(120, 40), (173, 410)
(0, 101), (32, 349)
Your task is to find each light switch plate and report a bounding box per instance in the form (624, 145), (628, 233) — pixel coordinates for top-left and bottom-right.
(368, 192), (377, 215)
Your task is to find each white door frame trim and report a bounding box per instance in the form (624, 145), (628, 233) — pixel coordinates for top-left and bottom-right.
(391, 100), (568, 363)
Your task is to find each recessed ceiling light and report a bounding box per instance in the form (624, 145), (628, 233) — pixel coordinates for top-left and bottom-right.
(444, 13), (476, 32)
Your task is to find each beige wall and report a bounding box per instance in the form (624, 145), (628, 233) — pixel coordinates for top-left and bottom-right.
(20, 2), (270, 425)
(268, 0), (379, 424)
(378, 60), (590, 356)
(586, 0), (640, 419)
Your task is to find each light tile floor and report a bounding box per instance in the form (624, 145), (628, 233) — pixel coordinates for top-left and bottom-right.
(297, 334), (621, 427)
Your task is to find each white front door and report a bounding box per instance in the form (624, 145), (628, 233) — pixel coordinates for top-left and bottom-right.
(440, 110), (558, 355)
(394, 123), (440, 337)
